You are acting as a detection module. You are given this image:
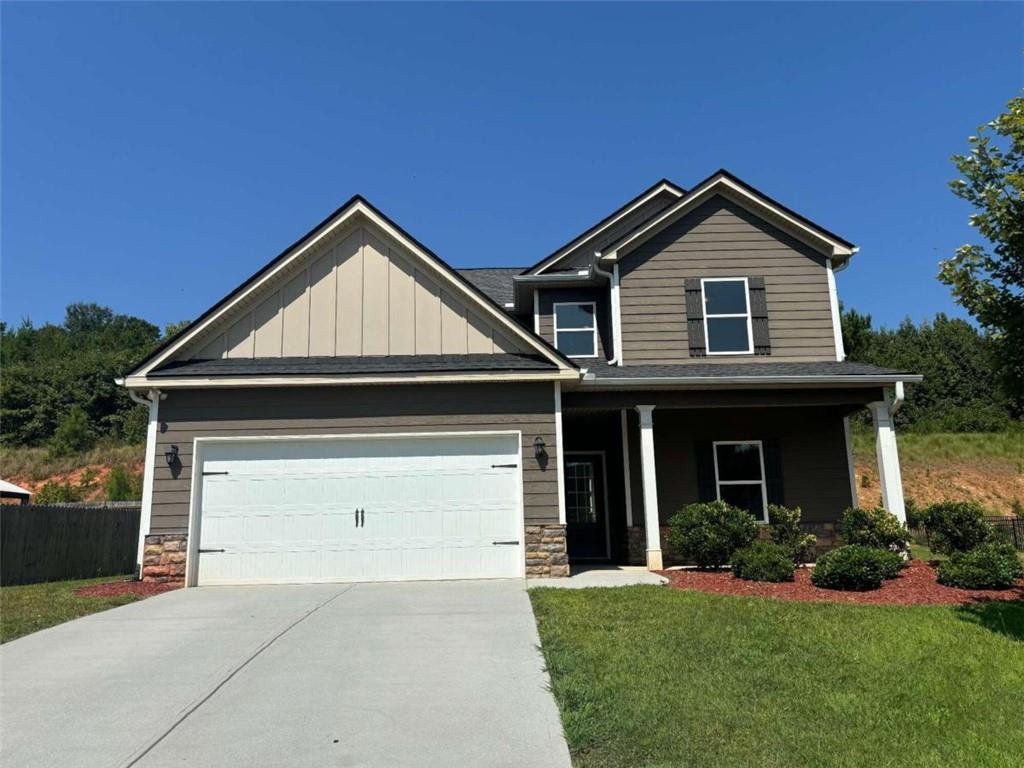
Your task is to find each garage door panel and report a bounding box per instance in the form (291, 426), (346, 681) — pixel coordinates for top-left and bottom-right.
(196, 434), (523, 585)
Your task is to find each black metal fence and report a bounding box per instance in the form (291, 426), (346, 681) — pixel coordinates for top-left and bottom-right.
(0, 503), (140, 586)
(911, 516), (1024, 552)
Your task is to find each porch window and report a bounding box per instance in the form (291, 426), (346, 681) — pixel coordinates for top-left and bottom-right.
(554, 302), (597, 357)
(702, 278), (753, 354)
(713, 440), (768, 522)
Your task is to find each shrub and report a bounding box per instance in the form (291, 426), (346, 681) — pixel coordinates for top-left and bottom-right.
(47, 406), (94, 458)
(767, 504), (817, 564)
(731, 541), (795, 582)
(32, 479), (84, 504)
(666, 501), (759, 569)
(810, 545), (896, 591)
(842, 507), (909, 553)
(875, 549), (907, 580)
(105, 465), (143, 501)
(922, 501), (994, 555)
(936, 541), (1024, 590)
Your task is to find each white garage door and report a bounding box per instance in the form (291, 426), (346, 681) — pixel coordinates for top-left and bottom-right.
(192, 433), (523, 585)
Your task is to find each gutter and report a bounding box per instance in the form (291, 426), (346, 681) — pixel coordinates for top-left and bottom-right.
(578, 373), (923, 388)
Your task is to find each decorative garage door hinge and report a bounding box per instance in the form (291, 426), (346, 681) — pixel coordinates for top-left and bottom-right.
(490, 463), (517, 468)
(492, 540), (519, 545)
(202, 471), (229, 476)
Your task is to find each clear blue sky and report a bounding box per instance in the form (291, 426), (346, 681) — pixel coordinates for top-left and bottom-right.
(2, 2), (1021, 332)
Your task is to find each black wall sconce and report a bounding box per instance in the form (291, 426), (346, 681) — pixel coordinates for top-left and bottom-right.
(533, 436), (547, 462)
(164, 445), (179, 467)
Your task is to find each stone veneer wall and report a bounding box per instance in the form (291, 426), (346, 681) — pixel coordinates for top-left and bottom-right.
(142, 533), (188, 584)
(525, 524), (568, 577)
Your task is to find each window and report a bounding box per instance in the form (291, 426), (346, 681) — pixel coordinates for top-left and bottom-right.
(554, 302), (597, 357)
(702, 278), (752, 354)
(713, 441), (768, 522)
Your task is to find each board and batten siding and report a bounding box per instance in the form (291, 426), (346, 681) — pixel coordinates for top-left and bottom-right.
(178, 220), (525, 362)
(618, 196), (839, 364)
(536, 288), (612, 361)
(149, 383), (559, 534)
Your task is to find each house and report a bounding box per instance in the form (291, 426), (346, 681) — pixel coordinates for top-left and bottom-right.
(119, 170), (920, 586)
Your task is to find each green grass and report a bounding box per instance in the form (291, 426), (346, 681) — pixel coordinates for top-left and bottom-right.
(530, 586), (1024, 768)
(1, 576), (142, 643)
(852, 429), (1024, 466)
(0, 441), (144, 483)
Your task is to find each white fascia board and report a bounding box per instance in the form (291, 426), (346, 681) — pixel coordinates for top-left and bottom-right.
(602, 177), (856, 263)
(136, 202), (571, 376)
(529, 182), (683, 275)
(124, 369), (581, 389)
(577, 374), (922, 389)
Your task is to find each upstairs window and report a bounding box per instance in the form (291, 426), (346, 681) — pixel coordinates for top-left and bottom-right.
(713, 440), (768, 522)
(553, 302), (598, 357)
(701, 278), (753, 354)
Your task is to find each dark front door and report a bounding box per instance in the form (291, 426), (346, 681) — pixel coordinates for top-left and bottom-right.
(564, 454), (608, 560)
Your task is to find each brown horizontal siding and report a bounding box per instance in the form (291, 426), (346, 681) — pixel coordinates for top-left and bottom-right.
(149, 383), (559, 533)
(619, 196), (838, 365)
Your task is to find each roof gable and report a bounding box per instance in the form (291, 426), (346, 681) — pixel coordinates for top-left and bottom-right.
(600, 170), (857, 265)
(523, 179), (684, 275)
(129, 198), (574, 379)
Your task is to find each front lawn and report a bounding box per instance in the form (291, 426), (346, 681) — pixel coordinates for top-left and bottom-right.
(1, 576), (143, 643)
(530, 586), (1024, 768)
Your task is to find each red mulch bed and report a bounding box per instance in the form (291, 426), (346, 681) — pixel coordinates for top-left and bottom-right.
(660, 560), (1024, 606)
(75, 580), (181, 598)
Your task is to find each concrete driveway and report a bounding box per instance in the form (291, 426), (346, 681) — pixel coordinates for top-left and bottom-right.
(0, 581), (570, 768)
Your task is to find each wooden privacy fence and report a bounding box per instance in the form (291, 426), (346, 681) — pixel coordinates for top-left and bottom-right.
(1, 503), (140, 586)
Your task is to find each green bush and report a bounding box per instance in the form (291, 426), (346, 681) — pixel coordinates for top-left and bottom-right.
(842, 507), (909, 553)
(811, 545), (896, 591)
(666, 501), (759, 570)
(875, 549), (907, 580)
(731, 541), (795, 582)
(47, 406), (94, 458)
(32, 479), (84, 504)
(936, 541), (1023, 590)
(922, 501), (994, 556)
(767, 504), (817, 564)
(105, 465), (143, 501)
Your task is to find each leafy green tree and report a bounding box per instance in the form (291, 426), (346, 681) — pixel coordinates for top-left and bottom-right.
(48, 405), (94, 458)
(105, 465), (144, 501)
(941, 93), (1024, 416)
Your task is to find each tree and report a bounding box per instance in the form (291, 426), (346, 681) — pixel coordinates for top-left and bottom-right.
(940, 93), (1024, 416)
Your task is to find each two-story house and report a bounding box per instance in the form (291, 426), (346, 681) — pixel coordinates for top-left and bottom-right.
(121, 170), (920, 585)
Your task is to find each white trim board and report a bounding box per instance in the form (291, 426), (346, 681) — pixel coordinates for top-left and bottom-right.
(185, 429), (527, 587)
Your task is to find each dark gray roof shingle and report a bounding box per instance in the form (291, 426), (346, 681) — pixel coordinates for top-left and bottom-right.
(151, 353), (557, 378)
(457, 268), (523, 307)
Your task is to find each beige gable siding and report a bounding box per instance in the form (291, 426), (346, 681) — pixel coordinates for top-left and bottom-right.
(176, 221), (527, 361)
(618, 196), (838, 364)
(548, 190), (679, 272)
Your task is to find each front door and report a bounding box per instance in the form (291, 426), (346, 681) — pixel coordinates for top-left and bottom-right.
(564, 453), (608, 560)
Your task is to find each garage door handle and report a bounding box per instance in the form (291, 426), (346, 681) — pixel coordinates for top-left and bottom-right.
(198, 548), (225, 553)
(360, 508), (365, 527)
(492, 540), (519, 546)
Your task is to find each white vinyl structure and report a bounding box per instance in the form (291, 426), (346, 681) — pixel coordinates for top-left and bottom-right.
(188, 433), (524, 585)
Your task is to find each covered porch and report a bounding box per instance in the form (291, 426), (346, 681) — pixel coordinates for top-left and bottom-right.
(559, 386), (908, 570)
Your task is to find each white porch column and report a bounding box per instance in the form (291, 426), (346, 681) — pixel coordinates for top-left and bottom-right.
(868, 400), (906, 524)
(136, 389), (161, 573)
(635, 405), (662, 570)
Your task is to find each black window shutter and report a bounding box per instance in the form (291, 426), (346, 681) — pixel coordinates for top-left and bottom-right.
(762, 438), (785, 506)
(748, 277), (771, 356)
(694, 441), (716, 502)
(684, 279), (706, 357)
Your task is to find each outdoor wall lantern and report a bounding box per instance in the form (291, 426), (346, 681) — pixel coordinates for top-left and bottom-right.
(164, 444), (179, 467)
(533, 436), (547, 461)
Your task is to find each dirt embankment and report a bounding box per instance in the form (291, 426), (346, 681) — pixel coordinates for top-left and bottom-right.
(9, 462), (145, 502)
(855, 460), (1023, 515)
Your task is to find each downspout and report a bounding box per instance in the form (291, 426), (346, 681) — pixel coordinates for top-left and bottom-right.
(592, 255), (622, 365)
(889, 381), (905, 414)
